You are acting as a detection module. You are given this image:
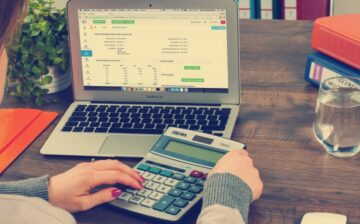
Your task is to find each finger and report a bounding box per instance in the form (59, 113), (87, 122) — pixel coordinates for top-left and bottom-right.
(79, 187), (121, 211)
(237, 149), (249, 157)
(91, 160), (144, 183)
(91, 170), (143, 189)
(226, 149), (248, 157)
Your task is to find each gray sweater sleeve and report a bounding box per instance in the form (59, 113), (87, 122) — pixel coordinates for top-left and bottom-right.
(0, 176), (49, 200)
(197, 173), (253, 224)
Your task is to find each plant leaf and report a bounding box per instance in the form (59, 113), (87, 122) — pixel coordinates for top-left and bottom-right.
(53, 57), (63, 64)
(43, 75), (52, 85)
(32, 66), (42, 75)
(35, 97), (44, 106)
(33, 87), (42, 96)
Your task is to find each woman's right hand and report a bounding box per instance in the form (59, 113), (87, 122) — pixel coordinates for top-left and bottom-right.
(210, 150), (263, 201)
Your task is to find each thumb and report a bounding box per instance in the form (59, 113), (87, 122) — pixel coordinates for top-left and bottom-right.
(79, 187), (121, 211)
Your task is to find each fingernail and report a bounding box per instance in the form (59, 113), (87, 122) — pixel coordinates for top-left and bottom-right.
(111, 189), (122, 198)
(140, 176), (146, 182)
(139, 183), (144, 189)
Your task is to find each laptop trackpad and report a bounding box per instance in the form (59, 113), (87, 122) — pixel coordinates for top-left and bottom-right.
(99, 135), (159, 157)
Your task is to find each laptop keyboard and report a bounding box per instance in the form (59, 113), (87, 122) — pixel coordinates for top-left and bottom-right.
(61, 104), (231, 136)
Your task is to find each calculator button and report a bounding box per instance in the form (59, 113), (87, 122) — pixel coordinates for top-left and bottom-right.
(137, 189), (152, 197)
(165, 206), (181, 215)
(181, 192), (196, 201)
(173, 199), (188, 208)
(153, 175), (167, 183)
(172, 173), (185, 180)
(164, 178), (179, 187)
(160, 170), (173, 177)
(137, 170), (145, 175)
(143, 172), (156, 180)
(118, 192), (132, 201)
(141, 198), (157, 208)
(168, 189), (183, 197)
(149, 167), (162, 174)
(152, 195), (176, 211)
(126, 189), (138, 194)
(156, 185), (172, 194)
(129, 195), (145, 204)
(189, 185), (203, 194)
(184, 176), (197, 184)
(190, 170), (204, 178)
(137, 164), (150, 171)
(176, 182), (190, 190)
(145, 181), (160, 190)
(195, 179), (205, 186)
(149, 192), (164, 200)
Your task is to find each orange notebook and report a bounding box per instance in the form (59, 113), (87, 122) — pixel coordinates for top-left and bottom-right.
(0, 109), (58, 173)
(312, 14), (360, 70)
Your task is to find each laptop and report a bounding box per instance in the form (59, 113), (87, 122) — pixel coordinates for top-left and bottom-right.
(40, 0), (241, 157)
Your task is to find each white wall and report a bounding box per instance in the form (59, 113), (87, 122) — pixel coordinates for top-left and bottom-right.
(331, 0), (360, 16)
(53, 0), (68, 9)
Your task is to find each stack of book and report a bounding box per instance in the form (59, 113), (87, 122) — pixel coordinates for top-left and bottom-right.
(304, 14), (360, 87)
(238, 0), (360, 20)
(0, 109), (58, 173)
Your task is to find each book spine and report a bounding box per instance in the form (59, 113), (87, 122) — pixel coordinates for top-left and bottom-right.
(250, 0), (256, 18)
(298, 0), (330, 20)
(329, 0), (334, 16)
(272, 0), (282, 19)
(312, 21), (360, 70)
(239, 0), (252, 19)
(304, 54), (360, 87)
(284, 0), (297, 20)
(260, 0), (273, 19)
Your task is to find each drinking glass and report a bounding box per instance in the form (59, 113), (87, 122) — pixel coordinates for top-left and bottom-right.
(313, 76), (360, 157)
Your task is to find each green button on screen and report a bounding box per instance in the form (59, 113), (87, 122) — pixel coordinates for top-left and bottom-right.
(181, 78), (204, 83)
(112, 20), (135, 24)
(184, 66), (201, 70)
(93, 20), (106, 24)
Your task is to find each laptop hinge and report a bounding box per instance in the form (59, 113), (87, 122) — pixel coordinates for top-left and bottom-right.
(89, 101), (222, 106)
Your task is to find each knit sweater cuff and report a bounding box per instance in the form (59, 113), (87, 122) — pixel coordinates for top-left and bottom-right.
(0, 175), (49, 201)
(202, 173), (253, 223)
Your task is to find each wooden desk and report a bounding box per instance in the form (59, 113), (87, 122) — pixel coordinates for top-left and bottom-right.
(2, 20), (360, 224)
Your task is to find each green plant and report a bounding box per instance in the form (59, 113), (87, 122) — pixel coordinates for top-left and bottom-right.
(7, 0), (69, 106)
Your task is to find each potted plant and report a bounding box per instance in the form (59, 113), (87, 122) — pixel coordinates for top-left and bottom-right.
(7, 0), (70, 106)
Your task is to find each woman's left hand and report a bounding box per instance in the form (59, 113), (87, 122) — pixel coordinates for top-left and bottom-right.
(48, 159), (145, 213)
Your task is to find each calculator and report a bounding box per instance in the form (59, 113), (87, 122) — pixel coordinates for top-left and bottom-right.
(109, 127), (246, 222)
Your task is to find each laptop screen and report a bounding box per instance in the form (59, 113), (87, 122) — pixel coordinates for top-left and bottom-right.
(78, 9), (228, 93)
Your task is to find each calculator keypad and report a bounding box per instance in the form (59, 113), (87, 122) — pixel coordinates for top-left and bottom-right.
(129, 195), (144, 204)
(141, 198), (156, 208)
(117, 162), (207, 216)
(149, 192), (164, 200)
(145, 181), (160, 190)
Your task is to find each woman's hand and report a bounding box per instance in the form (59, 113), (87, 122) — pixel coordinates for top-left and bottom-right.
(210, 150), (263, 201)
(48, 159), (145, 213)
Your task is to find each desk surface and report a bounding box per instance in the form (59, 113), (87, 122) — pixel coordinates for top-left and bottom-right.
(2, 20), (360, 224)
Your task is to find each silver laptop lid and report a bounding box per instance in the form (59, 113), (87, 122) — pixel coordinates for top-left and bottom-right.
(67, 0), (240, 105)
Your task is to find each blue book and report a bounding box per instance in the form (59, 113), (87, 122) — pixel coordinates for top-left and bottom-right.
(238, 0), (256, 19)
(256, 0), (282, 19)
(304, 52), (360, 87)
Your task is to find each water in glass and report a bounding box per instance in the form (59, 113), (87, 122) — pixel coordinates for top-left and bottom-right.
(313, 77), (360, 157)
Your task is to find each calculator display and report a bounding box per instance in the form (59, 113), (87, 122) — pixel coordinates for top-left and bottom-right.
(164, 140), (225, 164)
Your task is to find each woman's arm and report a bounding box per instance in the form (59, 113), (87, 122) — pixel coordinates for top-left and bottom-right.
(0, 176), (49, 200)
(197, 173), (253, 224)
(197, 150), (263, 224)
(0, 160), (145, 213)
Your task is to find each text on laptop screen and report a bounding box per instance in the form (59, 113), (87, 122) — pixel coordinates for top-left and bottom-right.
(78, 9), (228, 93)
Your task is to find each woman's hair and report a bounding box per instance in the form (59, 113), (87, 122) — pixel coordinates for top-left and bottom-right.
(0, 0), (26, 48)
